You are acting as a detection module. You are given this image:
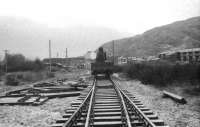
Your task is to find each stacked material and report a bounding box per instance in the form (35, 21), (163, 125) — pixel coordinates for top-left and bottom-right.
(0, 81), (86, 106)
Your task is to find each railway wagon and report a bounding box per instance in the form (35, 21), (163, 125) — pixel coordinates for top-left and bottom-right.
(91, 47), (114, 76)
(91, 61), (114, 75)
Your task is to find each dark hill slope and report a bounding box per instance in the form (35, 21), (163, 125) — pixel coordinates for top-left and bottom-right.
(102, 17), (200, 57)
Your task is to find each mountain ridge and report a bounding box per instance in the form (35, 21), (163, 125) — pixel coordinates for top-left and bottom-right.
(0, 16), (132, 59)
(102, 16), (200, 57)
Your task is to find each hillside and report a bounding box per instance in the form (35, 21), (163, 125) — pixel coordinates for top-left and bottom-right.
(102, 17), (200, 57)
(0, 16), (131, 59)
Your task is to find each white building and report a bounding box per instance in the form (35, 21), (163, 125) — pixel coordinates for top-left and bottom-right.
(84, 51), (96, 60)
(118, 56), (127, 65)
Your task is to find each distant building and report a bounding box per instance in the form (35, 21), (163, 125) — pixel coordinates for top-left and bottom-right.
(84, 51), (96, 60)
(127, 57), (145, 64)
(146, 56), (160, 61)
(159, 48), (200, 63)
(118, 56), (127, 65)
(117, 56), (145, 65)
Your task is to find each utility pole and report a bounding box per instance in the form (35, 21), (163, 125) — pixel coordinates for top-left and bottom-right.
(3, 50), (9, 73)
(49, 40), (52, 72)
(56, 52), (59, 64)
(66, 48), (68, 58)
(113, 40), (115, 64)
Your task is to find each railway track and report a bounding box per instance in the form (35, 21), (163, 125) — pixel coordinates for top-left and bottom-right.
(52, 76), (169, 127)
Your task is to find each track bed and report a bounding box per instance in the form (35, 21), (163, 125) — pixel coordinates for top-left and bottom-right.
(52, 77), (169, 127)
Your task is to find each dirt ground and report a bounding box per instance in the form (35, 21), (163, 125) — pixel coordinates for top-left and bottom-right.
(0, 69), (90, 127)
(119, 79), (200, 127)
(0, 97), (77, 127)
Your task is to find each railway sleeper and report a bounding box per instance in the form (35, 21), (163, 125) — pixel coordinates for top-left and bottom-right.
(93, 116), (121, 121)
(65, 109), (76, 114)
(127, 107), (150, 112)
(62, 113), (73, 118)
(55, 118), (69, 123)
(136, 107), (150, 111)
(62, 120), (166, 127)
(95, 101), (120, 104)
(69, 116), (121, 123)
(94, 111), (122, 116)
(95, 95), (118, 98)
(95, 103), (120, 106)
(136, 105), (146, 108)
(94, 104), (121, 108)
(95, 97), (118, 99)
(130, 115), (158, 120)
(131, 120), (163, 126)
(94, 108), (121, 112)
(71, 102), (82, 106)
(129, 110), (154, 115)
(62, 110), (87, 118)
(51, 123), (64, 127)
(129, 116), (164, 126)
(77, 98), (85, 101)
(79, 95), (87, 97)
(73, 121), (123, 127)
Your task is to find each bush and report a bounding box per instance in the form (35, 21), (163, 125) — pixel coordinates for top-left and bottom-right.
(122, 62), (200, 86)
(3, 54), (44, 72)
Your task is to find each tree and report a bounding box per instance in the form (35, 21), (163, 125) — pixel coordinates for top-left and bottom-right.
(5, 54), (26, 71)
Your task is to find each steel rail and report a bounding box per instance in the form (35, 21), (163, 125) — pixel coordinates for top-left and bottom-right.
(112, 77), (157, 127)
(85, 79), (96, 127)
(62, 78), (96, 127)
(113, 82), (132, 127)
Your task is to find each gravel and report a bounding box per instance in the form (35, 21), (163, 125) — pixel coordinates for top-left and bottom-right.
(0, 96), (78, 127)
(0, 70), (90, 127)
(119, 80), (200, 127)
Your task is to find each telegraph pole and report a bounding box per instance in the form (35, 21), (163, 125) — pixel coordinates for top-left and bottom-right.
(56, 52), (59, 64)
(65, 48), (68, 58)
(113, 40), (115, 64)
(3, 50), (9, 73)
(49, 40), (52, 72)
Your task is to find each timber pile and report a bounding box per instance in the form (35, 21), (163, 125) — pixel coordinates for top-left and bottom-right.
(0, 79), (89, 106)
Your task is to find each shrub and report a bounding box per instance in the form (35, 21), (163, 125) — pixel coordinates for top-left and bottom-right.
(3, 54), (44, 72)
(122, 62), (200, 86)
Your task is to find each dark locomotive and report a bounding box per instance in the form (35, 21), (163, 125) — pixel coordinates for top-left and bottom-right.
(91, 47), (114, 76)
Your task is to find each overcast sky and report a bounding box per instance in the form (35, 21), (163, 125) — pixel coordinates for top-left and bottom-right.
(0, 0), (199, 34)
(0, 0), (199, 59)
